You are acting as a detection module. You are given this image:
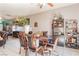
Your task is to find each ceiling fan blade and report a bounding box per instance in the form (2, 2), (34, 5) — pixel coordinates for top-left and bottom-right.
(48, 3), (53, 7)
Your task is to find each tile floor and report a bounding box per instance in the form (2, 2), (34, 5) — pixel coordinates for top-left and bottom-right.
(0, 37), (79, 56)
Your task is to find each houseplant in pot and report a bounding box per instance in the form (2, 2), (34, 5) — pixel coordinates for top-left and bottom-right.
(13, 16), (29, 37)
(16, 16), (29, 26)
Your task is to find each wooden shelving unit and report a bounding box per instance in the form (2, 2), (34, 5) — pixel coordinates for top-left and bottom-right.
(65, 19), (78, 48)
(52, 16), (64, 46)
(52, 19), (64, 35)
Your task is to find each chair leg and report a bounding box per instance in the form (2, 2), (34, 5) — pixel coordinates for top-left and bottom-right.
(19, 47), (21, 54)
(42, 49), (44, 56)
(35, 50), (38, 56)
(3, 41), (6, 48)
(3, 42), (6, 48)
(3, 45), (5, 48)
(35, 48), (38, 56)
(25, 49), (29, 56)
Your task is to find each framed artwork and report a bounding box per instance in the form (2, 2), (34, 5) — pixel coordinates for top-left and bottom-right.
(34, 22), (38, 27)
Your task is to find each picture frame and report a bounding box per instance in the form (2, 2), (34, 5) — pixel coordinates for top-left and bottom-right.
(34, 22), (38, 27)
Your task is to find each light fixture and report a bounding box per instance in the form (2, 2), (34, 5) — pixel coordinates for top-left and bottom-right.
(0, 17), (2, 19)
(39, 3), (53, 8)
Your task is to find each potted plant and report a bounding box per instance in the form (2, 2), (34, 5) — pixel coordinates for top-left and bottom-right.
(13, 17), (30, 37)
(16, 17), (29, 26)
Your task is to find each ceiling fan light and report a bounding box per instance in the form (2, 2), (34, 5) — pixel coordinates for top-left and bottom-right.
(48, 3), (53, 7)
(0, 17), (2, 19)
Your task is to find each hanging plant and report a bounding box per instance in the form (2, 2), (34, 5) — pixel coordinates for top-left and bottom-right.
(15, 17), (29, 26)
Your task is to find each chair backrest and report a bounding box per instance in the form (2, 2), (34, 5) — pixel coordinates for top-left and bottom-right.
(2, 32), (8, 40)
(53, 37), (59, 51)
(40, 36), (48, 46)
(18, 32), (28, 49)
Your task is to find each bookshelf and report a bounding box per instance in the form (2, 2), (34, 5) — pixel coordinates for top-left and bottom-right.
(65, 19), (77, 48)
(52, 16), (64, 46)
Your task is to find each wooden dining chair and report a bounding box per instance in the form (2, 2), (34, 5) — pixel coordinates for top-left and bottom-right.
(42, 36), (59, 56)
(47, 37), (59, 56)
(0, 31), (8, 48)
(35, 36), (50, 56)
(52, 37), (59, 52)
(18, 32), (29, 56)
(42, 37), (51, 56)
(2, 32), (8, 48)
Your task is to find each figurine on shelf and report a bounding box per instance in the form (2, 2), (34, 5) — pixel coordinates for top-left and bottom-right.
(67, 36), (76, 47)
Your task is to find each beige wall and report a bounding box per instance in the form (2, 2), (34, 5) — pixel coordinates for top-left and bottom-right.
(28, 3), (79, 35)
(29, 12), (53, 35)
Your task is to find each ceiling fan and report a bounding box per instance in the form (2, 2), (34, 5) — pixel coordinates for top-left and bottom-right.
(39, 3), (53, 8)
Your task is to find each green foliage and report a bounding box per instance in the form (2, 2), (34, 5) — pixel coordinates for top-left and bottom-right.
(16, 17), (29, 26)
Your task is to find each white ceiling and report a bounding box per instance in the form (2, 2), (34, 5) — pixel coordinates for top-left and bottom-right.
(0, 3), (75, 18)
